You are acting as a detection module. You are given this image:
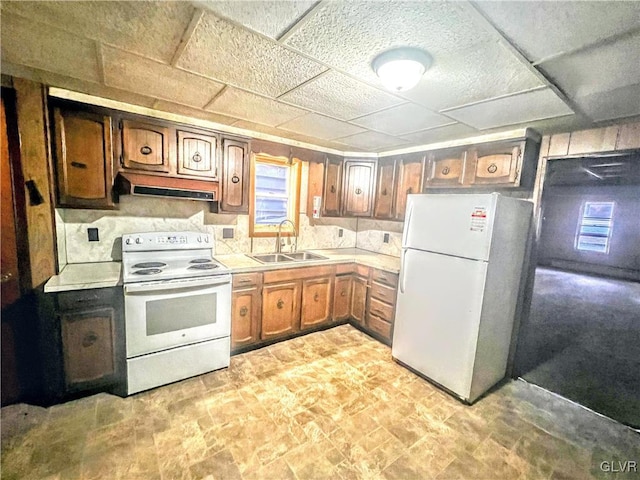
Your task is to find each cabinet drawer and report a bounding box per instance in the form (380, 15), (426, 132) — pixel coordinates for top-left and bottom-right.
(354, 264), (370, 278)
(57, 288), (116, 311)
(366, 313), (392, 340)
(336, 263), (355, 275)
(370, 281), (396, 305)
(368, 297), (394, 322)
(371, 269), (398, 288)
(233, 272), (261, 289)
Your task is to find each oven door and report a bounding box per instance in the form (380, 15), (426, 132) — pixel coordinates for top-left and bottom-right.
(124, 275), (231, 358)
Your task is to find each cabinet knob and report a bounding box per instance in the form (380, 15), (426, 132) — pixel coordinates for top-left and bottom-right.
(355, 188), (362, 195)
(442, 166), (450, 175)
(192, 152), (202, 163)
(140, 145), (152, 155)
(231, 175), (240, 184)
(314, 293), (319, 302)
(382, 188), (387, 196)
(330, 185), (336, 193)
(82, 332), (98, 348)
(277, 299), (284, 309)
(70, 161), (87, 169)
(406, 187), (413, 194)
(239, 306), (248, 317)
(340, 290), (346, 297)
(487, 163), (498, 174)
(1, 272), (13, 283)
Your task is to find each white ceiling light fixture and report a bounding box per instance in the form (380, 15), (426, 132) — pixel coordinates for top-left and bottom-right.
(372, 47), (433, 92)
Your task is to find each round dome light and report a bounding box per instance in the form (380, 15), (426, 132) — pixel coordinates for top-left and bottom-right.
(371, 47), (432, 92)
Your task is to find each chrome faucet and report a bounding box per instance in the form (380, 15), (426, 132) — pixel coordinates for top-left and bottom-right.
(276, 219), (298, 254)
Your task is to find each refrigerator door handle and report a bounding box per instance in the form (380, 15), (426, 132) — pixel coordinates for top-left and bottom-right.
(400, 249), (408, 294)
(402, 202), (414, 248)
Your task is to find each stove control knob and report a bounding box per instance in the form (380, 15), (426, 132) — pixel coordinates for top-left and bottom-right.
(197, 236), (202, 243)
(135, 237), (142, 244)
(204, 236), (209, 243)
(125, 238), (131, 245)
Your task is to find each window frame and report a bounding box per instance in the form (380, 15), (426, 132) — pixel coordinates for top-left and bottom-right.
(249, 153), (301, 238)
(575, 201), (615, 254)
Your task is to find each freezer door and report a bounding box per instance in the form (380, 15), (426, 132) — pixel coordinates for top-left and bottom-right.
(402, 193), (497, 261)
(393, 248), (487, 400)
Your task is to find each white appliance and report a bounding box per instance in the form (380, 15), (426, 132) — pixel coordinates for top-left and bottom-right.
(122, 232), (231, 395)
(392, 193), (532, 403)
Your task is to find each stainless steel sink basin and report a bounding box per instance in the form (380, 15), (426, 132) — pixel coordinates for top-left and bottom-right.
(249, 251), (328, 264)
(283, 252), (327, 261)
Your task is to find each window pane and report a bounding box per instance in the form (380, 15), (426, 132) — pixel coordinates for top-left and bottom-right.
(576, 201), (614, 253)
(255, 163), (289, 226)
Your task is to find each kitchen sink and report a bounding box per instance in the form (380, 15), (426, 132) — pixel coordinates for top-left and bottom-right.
(249, 251), (328, 264)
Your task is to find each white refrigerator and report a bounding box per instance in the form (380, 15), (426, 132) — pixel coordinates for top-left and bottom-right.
(392, 193), (532, 403)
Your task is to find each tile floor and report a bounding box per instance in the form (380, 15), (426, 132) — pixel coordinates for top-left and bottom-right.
(2, 325), (638, 480)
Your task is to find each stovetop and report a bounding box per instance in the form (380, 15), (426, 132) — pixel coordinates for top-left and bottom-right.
(121, 232), (230, 283)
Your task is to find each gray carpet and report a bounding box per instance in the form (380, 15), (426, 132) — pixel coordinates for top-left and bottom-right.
(516, 267), (640, 429)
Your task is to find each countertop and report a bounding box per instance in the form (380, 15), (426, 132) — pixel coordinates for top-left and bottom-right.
(43, 249), (400, 292)
(44, 262), (122, 293)
(214, 248), (401, 274)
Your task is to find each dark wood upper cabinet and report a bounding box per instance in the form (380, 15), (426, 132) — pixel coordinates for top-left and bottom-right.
(52, 106), (115, 209)
(373, 157), (397, 220)
(120, 119), (170, 173)
(342, 159), (376, 217)
(220, 138), (249, 213)
(322, 155), (343, 217)
(177, 130), (218, 179)
(394, 154), (425, 221)
(425, 148), (467, 187)
(469, 141), (522, 185)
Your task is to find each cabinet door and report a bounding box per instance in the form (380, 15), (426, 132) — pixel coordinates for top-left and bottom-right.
(343, 160), (376, 217)
(53, 107), (114, 208)
(221, 138), (249, 213)
(231, 286), (261, 349)
(177, 130), (218, 179)
(394, 156), (425, 221)
(60, 307), (116, 390)
(373, 158), (396, 219)
(425, 149), (467, 187)
(322, 155), (343, 216)
(471, 142), (521, 185)
(350, 275), (368, 325)
(120, 119), (170, 172)
(332, 275), (352, 321)
(301, 277), (332, 329)
(262, 281), (301, 340)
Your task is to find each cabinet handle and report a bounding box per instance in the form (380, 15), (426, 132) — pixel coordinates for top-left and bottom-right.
(236, 279), (253, 285)
(340, 290), (347, 297)
(487, 163), (498, 174)
(442, 166), (450, 175)
(314, 293), (319, 302)
(70, 161), (87, 169)
(382, 188), (387, 196)
(330, 185), (336, 193)
(82, 332), (98, 348)
(277, 299), (284, 309)
(239, 306), (248, 317)
(406, 187), (412, 194)
(1, 272), (13, 283)
(140, 145), (152, 155)
(192, 152), (202, 163)
(231, 175), (240, 184)
(355, 188), (362, 195)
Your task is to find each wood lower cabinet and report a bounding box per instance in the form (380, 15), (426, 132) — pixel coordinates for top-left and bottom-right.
(221, 138), (249, 213)
(300, 277), (333, 329)
(231, 280), (261, 350)
(332, 274), (352, 321)
(52, 106), (115, 208)
(350, 274), (368, 325)
(261, 281), (301, 340)
(342, 159), (376, 217)
(365, 269), (399, 345)
(177, 130), (218, 179)
(120, 119), (170, 173)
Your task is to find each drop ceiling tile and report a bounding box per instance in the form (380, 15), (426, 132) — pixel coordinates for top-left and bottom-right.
(206, 87), (306, 127)
(102, 46), (224, 109)
(334, 131), (408, 151)
(538, 32), (640, 99)
(401, 41), (544, 112)
(231, 120), (288, 137)
(280, 70), (403, 121)
(0, 12), (100, 83)
(176, 11), (326, 97)
(195, 0), (316, 39)
(278, 113), (366, 140)
(444, 88), (573, 130)
(475, 1), (640, 62)
(232, 120), (342, 150)
(284, 0), (492, 84)
(574, 83), (640, 122)
(1, 1), (193, 63)
(152, 101), (238, 126)
(351, 103), (453, 135)
(400, 123), (479, 145)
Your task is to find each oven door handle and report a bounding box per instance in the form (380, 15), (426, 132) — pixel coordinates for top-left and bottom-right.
(124, 276), (230, 294)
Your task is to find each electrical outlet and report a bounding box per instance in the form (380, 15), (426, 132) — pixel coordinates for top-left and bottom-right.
(338, 228), (343, 238)
(88, 228), (99, 242)
(383, 233), (390, 243)
(222, 228), (234, 239)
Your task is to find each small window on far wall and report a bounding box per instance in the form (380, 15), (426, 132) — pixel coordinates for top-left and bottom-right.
(250, 154), (301, 237)
(575, 201), (615, 253)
